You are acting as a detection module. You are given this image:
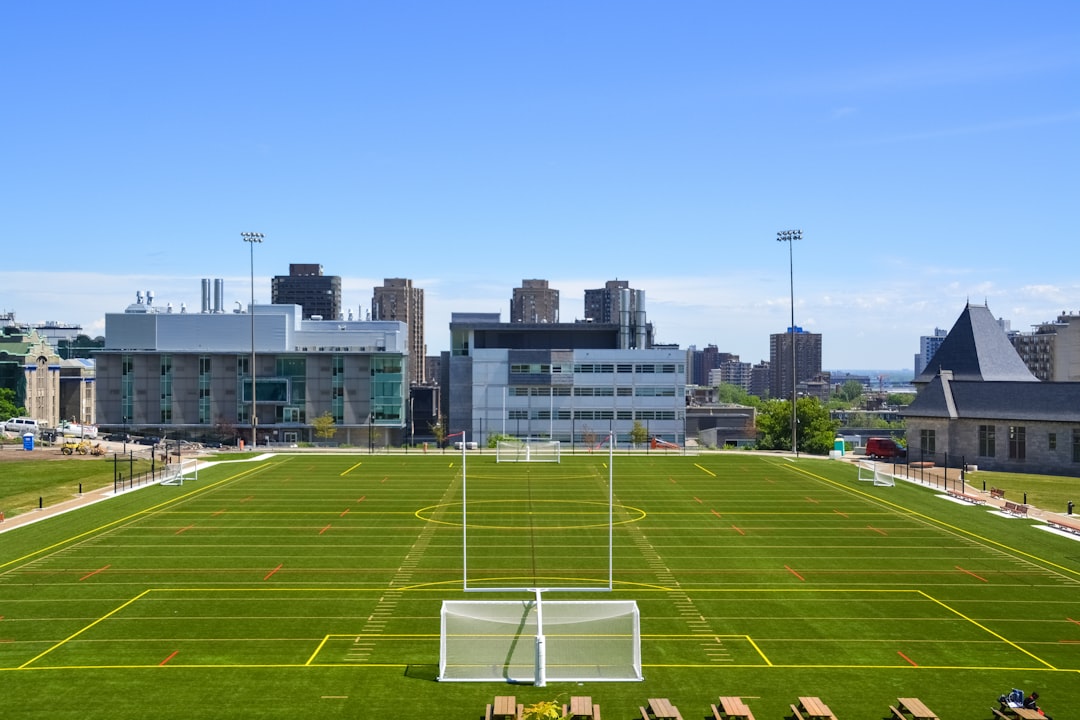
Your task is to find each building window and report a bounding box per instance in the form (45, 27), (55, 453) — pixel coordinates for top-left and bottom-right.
(1073, 430), (1080, 463)
(1049, 432), (1057, 451)
(919, 428), (936, 456)
(1008, 426), (1026, 460)
(978, 425), (995, 457)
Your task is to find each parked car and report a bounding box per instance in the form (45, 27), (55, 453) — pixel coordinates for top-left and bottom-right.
(135, 436), (162, 446)
(865, 437), (906, 459)
(104, 432), (132, 442)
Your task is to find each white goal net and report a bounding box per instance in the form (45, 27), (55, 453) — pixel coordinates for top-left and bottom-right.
(160, 458), (199, 486)
(857, 460), (895, 487)
(495, 440), (561, 463)
(438, 599), (641, 683)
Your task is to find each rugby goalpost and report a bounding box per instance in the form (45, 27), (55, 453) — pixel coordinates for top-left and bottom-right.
(439, 432), (642, 686)
(857, 460), (895, 487)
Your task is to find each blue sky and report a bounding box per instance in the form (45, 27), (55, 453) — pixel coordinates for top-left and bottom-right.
(3, 1), (1078, 371)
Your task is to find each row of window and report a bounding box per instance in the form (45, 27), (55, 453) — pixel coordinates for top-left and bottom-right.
(508, 386), (678, 398)
(921, 426), (1080, 462)
(510, 363), (683, 375)
(506, 410), (680, 421)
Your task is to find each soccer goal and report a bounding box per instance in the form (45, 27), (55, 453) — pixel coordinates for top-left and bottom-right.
(160, 458), (199, 486)
(496, 439), (561, 463)
(438, 597), (642, 684)
(857, 460), (895, 487)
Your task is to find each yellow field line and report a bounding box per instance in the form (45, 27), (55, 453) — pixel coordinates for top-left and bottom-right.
(18, 589), (151, 669)
(339, 461), (363, 476)
(695, 463), (716, 476)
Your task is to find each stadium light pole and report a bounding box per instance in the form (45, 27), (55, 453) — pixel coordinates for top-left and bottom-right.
(242, 232), (264, 450)
(777, 229), (802, 458)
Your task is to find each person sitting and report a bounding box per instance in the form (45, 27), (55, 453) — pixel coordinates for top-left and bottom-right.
(1024, 692), (1052, 719)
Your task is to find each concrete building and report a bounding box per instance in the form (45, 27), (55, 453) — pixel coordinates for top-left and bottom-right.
(769, 327), (821, 400)
(914, 328), (948, 379)
(271, 264), (342, 321)
(95, 291), (408, 446)
(510, 279), (559, 324)
(1009, 311), (1080, 382)
(372, 278), (425, 386)
(0, 326), (61, 428)
(445, 313), (685, 448)
(903, 304), (1080, 476)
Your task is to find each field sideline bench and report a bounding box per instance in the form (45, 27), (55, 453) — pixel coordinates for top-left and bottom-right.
(946, 488), (985, 505)
(1003, 500), (1029, 517)
(1047, 515), (1080, 536)
(990, 487), (1006, 499)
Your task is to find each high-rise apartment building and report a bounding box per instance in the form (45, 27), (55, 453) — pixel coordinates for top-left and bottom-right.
(769, 327), (822, 400)
(372, 278), (425, 386)
(271, 264), (341, 321)
(1009, 311), (1080, 382)
(584, 279), (643, 323)
(510, 279), (559, 323)
(913, 328), (948, 378)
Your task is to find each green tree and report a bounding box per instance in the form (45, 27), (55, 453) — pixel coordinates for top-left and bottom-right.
(887, 392), (915, 407)
(0, 388), (24, 419)
(756, 397), (840, 455)
(430, 417), (447, 449)
(486, 433), (515, 448)
(715, 383), (756, 406)
(312, 412), (337, 441)
(629, 420), (648, 447)
(835, 379), (865, 404)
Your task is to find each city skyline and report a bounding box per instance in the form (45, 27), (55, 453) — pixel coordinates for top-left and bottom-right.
(3, 2), (1077, 370)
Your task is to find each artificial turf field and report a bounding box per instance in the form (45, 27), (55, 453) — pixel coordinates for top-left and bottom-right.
(1, 451), (1078, 719)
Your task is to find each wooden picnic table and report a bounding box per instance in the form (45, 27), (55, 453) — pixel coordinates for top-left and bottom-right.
(713, 695), (755, 719)
(645, 697), (683, 720)
(491, 695), (520, 720)
(564, 696), (598, 719)
(896, 697), (938, 719)
(1010, 709), (1045, 720)
(795, 696), (837, 720)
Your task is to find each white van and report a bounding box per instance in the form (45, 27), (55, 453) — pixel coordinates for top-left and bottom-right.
(4, 417), (42, 436)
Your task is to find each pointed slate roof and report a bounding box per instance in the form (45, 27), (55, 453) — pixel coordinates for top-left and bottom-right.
(914, 303), (1037, 384)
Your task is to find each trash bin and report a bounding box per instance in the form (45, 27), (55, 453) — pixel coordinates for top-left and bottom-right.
(23, 432), (35, 451)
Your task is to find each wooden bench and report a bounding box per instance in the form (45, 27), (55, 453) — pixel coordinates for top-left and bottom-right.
(1047, 514), (1080, 535)
(990, 487), (1006, 499)
(641, 698), (683, 720)
(990, 707), (1011, 720)
(1003, 500), (1029, 517)
(946, 488), (985, 505)
(892, 697), (938, 719)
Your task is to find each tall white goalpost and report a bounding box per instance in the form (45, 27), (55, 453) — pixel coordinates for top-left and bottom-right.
(857, 460), (895, 487)
(495, 439), (561, 463)
(439, 432), (642, 685)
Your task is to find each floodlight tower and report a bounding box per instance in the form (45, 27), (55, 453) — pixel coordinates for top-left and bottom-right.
(777, 229), (802, 458)
(241, 231), (264, 449)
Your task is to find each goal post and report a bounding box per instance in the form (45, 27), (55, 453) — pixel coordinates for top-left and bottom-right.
(857, 460), (894, 487)
(160, 458), (199, 486)
(438, 598), (642, 683)
(496, 439), (561, 463)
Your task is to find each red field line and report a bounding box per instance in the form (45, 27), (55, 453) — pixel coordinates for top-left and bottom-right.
(805, 496), (819, 504)
(693, 496), (703, 504)
(833, 509), (848, 518)
(955, 566), (988, 582)
(80, 565), (110, 582)
(1068, 617), (1080, 626)
(711, 509), (723, 519)
(381, 477), (387, 483)
(175, 525), (195, 535)
(784, 565), (805, 581)
(241, 495), (255, 503)
(339, 508), (350, 518)
(319, 524), (331, 535)
(263, 564), (283, 580)
(211, 509), (226, 517)
(159, 651), (179, 666)
(897, 650), (918, 667)
(357, 496), (366, 502)
(867, 525), (888, 536)
(731, 525), (745, 536)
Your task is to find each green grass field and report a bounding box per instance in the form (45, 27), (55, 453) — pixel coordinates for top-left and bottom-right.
(2, 451), (1078, 719)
